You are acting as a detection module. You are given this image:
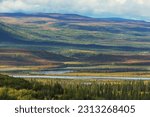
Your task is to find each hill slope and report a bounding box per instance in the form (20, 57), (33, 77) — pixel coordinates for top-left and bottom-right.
(0, 13), (150, 76)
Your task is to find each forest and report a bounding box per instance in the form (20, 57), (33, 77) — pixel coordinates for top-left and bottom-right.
(0, 74), (150, 100)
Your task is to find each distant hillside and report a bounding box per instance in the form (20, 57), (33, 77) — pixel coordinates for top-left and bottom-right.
(0, 13), (93, 22)
(0, 13), (150, 74)
(0, 23), (23, 43)
(0, 13), (147, 22)
(0, 13), (150, 52)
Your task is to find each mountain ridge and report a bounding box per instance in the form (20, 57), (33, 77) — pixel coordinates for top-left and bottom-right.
(0, 13), (147, 23)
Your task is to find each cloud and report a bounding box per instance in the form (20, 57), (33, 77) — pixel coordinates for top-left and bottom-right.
(0, 0), (150, 20)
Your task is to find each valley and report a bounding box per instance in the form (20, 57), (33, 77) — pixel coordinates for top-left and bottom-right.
(0, 13), (150, 78)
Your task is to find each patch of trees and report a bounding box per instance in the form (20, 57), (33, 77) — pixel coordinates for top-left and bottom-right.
(0, 74), (150, 100)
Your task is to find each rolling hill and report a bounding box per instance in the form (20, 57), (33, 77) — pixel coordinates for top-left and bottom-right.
(0, 13), (150, 76)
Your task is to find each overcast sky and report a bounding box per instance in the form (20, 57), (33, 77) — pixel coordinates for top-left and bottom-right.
(0, 0), (149, 20)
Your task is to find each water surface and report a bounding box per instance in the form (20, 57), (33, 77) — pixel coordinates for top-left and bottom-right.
(12, 75), (150, 80)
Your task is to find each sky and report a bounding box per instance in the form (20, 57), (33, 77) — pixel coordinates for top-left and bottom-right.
(0, 0), (149, 21)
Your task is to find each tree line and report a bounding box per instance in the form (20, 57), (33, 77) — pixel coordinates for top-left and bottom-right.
(0, 74), (150, 100)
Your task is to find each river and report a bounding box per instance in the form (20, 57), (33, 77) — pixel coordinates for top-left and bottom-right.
(12, 75), (150, 80)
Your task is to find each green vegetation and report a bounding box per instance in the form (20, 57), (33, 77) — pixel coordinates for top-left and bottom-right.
(0, 74), (150, 100)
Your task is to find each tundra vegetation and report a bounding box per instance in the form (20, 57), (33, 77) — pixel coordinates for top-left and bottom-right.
(0, 13), (150, 77)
